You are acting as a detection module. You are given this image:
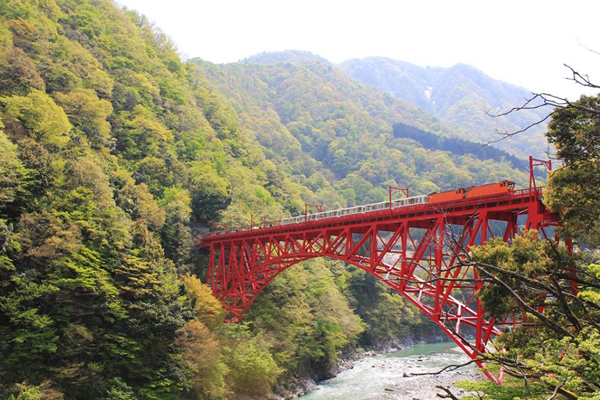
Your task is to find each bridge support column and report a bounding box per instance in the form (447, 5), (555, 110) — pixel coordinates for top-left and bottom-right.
(433, 216), (445, 321)
(475, 211), (488, 353)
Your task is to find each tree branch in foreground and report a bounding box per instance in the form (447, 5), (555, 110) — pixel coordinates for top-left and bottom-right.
(410, 359), (477, 376)
(436, 385), (461, 400)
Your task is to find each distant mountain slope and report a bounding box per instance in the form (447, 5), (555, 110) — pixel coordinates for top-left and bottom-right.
(393, 122), (528, 171)
(339, 57), (549, 157)
(194, 56), (529, 210)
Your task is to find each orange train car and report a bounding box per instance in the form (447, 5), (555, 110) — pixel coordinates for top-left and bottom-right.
(428, 188), (467, 204)
(428, 180), (515, 204)
(465, 180), (514, 199)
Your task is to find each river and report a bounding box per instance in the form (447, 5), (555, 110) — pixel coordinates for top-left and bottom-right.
(301, 342), (479, 400)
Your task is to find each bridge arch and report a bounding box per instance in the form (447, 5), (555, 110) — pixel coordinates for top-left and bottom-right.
(217, 252), (488, 375)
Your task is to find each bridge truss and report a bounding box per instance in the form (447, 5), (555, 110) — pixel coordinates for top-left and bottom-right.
(198, 186), (560, 383)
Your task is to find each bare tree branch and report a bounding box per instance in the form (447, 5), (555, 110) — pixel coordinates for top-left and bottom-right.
(436, 385), (461, 400)
(547, 380), (565, 400)
(577, 39), (600, 57)
(565, 64), (600, 89)
(479, 63), (600, 154)
(411, 359), (477, 376)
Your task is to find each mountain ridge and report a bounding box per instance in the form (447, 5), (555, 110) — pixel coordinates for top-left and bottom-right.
(235, 51), (548, 158)
(338, 56), (549, 157)
(193, 56), (530, 212)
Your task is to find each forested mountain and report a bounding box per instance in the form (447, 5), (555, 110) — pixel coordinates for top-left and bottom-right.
(194, 56), (530, 214)
(0, 1), (465, 398)
(339, 56), (549, 157)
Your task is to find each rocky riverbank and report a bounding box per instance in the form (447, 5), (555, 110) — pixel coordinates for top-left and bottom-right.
(298, 342), (483, 400)
(375, 369), (482, 399)
(237, 342), (482, 400)
(269, 350), (379, 399)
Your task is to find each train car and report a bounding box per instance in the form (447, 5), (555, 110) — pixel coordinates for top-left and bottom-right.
(466, 180), (514, 199)
(208, 183), (517, 235)
(393, 195), (428, 207)
(428, 188), (467, 204)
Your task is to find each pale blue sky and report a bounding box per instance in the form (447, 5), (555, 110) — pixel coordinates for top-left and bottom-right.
(117, 0), (599, 100)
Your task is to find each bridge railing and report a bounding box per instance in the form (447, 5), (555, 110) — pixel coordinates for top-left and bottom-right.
(205, 194), (428, 237)
(202, 186), (544, 239)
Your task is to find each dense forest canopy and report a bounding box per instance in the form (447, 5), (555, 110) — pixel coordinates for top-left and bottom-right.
(0, 0), (320, 397)
(193, 56), (531, 213)
(392, 122), (529, 170)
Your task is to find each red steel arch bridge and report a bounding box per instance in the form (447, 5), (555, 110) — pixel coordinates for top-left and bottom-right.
(197, 158), (566, 383)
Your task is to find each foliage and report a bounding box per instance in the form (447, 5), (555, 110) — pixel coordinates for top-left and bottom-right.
(464, 93), (600, 398)
(220, 325), (282, 396)
(457, 375), (547, 400)
(176, 321), (229, 400)
(195, 57), (530, 209)
(469, 230), (600, 398)
(1, 89), (70, 147)
(0, 0), (299, 397)
(392, 122), (528, 170)
(339, 56), (549, 158)
(0, 126), (27, 206)
(344, 271), (427, 346)
(246, 259), (365, 377)
(545, 95), (600, 246)
(6, 381), (65, 400)
(181, 274), (224, 329)
(55, 88), (113, 148)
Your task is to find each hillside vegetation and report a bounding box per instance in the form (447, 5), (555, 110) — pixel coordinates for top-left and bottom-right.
(339, 56), (549, 158)
(0, 1), (446, 398)
(194, 56), (530, 213)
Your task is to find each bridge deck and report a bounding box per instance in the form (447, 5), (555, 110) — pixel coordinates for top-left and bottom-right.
(199, 187), (552, 245)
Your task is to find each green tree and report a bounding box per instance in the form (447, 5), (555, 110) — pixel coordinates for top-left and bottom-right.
(176, 320), (229, 400)
(55, 88), (113, 148)
(0, 126), (27, 207)
(545, 95), (600, 246)
(0, 48), (46, 95)
(181, 274), (225, 329)
(456, 94), (600, 399)
(221, 325), (282, 397)
(1, 89), (70, 147)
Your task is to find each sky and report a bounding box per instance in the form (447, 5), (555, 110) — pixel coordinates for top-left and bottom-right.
(116, 0), (600, 100)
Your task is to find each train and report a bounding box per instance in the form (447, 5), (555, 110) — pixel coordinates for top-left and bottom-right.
(429, 180), (515, 203)
(208, 181), (515, 235)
